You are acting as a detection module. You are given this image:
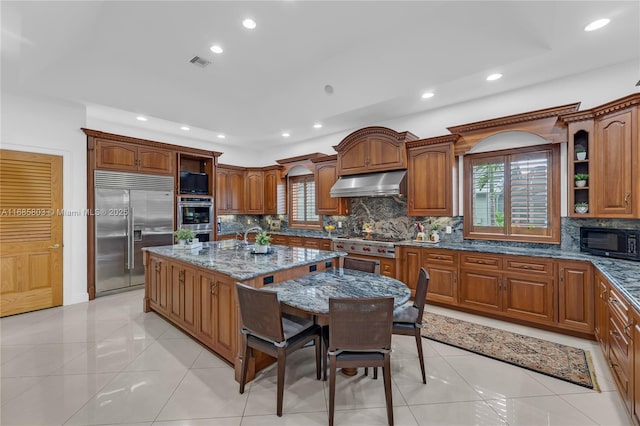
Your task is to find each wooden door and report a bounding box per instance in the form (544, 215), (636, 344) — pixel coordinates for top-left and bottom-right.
(148, 255), (169, 314)
(263, 169), (281, 214)
(594, 270), (609, 351)
(400, 246), (422, 296)
(137, 146), (174, 175)
(0, 150), (63, 316)
(212, 274), (237, 361)
(408, 143), (454, 216)
(423, 249), (458, 305)
(196, 272), (216, 348)
(595, 110), (634, 217)
(227, 171), (245, 213)
(502, 273), (554, 324)
(216, 169), (230, 213)
(315, 161), (347, 215)
(245, 170), (264, 214)
(458, 269), (502, 313)
(95, 140), (138, 171)
(633, 312), (640, 424)
(338, 140), (368, 175)
(368, 136), (406, 171)
(558, 260), (594, 333)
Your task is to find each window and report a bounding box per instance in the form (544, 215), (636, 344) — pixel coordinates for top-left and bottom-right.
(288, 174), (321, 229)
(464, 144), (560, 243)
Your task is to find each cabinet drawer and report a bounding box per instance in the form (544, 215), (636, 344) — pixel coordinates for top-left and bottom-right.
(609, 341), (630, 398)
(609, 313), (632, 363)
(503, 256), (553, 276)
(460, 253), (502, 270)
(608, 285), (630, 326)
(424, 249), (458, 265)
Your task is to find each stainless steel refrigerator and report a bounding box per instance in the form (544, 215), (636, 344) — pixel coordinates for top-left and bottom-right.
(94, 170), (174, 296)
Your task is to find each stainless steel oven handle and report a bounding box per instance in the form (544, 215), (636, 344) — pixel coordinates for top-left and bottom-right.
(126, 208), (133, 270)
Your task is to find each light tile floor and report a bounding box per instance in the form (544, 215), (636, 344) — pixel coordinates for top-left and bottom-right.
(0, 288), (632, 425)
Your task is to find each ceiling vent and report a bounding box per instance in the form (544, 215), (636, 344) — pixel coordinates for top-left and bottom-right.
(189, 55), (211, 68)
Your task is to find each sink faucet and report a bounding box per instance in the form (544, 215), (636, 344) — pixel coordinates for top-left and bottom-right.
(243, 226), (263, 246)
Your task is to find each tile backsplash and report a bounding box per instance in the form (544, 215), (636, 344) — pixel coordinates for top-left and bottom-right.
(219, 196), (639, 252)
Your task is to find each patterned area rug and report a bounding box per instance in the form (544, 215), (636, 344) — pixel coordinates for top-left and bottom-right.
(421, 312), (599, 390)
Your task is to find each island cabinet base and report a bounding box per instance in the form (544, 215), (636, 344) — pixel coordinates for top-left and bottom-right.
(143, 250), (339, 383)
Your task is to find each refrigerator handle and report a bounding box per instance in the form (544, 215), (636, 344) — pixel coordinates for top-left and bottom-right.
(127, 208), (134, 269)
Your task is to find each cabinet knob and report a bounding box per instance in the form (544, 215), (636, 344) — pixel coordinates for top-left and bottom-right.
(624, 192), (631, 207)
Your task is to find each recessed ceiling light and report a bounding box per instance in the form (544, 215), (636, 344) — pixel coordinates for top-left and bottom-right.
(486, 73), (503, 81)
(584, 18), (610, 32)
(136, 116), (147, 121)
(180, 126), (190, 131)
(313, 123), (323, 129)
(421, 92), (434, 99)
(242, 18), (256, 29)
(210, 45), (223, 54)
(217, 134), (226, 139)
(282, 132), (290, 138)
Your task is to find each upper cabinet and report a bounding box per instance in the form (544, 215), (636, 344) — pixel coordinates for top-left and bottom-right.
(263, 167), (285, 215)
(216, 165), (245, 214)
(95, 139), (174, 175)
(311, 155), (349, 215)
(333, 126), (418, 176)
(244, 169), (264, 214)
(406, 135), (458, 217)
(562, 93), (640, 218)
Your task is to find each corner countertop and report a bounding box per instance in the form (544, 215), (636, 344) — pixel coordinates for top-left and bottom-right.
(143, 242), (346, 281)
(396, 240), (640, 312)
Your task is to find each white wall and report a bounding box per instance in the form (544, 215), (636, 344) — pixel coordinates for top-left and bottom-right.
(266, 60), (640, 163)
(1, 91), (89, 305)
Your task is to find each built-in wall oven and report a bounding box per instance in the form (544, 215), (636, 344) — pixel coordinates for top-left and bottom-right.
(177, 196), (213, 242)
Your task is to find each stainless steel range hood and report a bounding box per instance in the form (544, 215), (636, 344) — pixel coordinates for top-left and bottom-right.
(330, 170), (407, 197)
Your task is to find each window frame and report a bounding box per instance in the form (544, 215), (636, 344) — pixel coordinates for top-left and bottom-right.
(287, 174), (322, 230)
(463, 144), (560, 244)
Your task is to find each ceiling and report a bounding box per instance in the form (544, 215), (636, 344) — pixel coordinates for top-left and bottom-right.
(2, 1), (639, 150)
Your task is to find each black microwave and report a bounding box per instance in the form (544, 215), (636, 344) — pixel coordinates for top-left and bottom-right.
(580, 227), (639, 261)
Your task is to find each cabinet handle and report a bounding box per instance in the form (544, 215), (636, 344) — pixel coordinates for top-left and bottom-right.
(609, 297), (618, 304)
(600, 289), (607, 299)
(155, 264), (161, 272)
(453, 272), (457, 285)
(624, 192), (631, 207)
(210, 282), (218, 295)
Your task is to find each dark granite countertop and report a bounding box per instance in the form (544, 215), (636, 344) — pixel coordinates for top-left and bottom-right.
(143, 242), (345, 281)
(263, 268), (411, 315)
(397, 240), (640, 312)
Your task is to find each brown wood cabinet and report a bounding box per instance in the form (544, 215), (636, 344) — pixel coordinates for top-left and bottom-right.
(557, 260), (594, 333)
(423, 249), (458, 305)
(457, 253), (556, 325)
(594, 106), (637, 217)
(245, 169), (264, 214)
(216, 166), (245, 214)
(608, 283), (633, 412)
(595, 269), (609, 352)
(312, 155), (349, 215)
(96, 139), (174, 175)
(398, 246), (422, 297)
(148, 255), (170, 315)
(333, 126), (418, 176)
(264, 168), (285, 215)
(633, 308), (640, 425)
(562, 94), (639, 219)
(169, 263), (197, 333)
(406, 137), (458, 217)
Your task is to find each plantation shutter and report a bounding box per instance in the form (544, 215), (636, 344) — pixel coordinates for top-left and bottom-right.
(290, 175), (319, 225)
(510, 151), (550, 230)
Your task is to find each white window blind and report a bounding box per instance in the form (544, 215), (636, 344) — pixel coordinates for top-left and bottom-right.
(510, 151), (549, 229)
(289, 175), (319, 225)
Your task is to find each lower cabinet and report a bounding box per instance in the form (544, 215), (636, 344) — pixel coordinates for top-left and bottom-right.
(197, 272), (237, 362)
(169, 263), (197, 333)
(608, 283), (633, 413)
(595, 270), (609, 352)
(558, 260), (594, 333)
(148, 256), (170, 315)
(146, 254), (237, 364)
(423, 249), (458, 305)
(380, 258), (396, 279)
(633, 310), (640, 424)
(399, 246), (422, 296)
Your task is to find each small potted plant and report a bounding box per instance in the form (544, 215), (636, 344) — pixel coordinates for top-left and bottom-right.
(575, 147), (587, 161)
(174, 228), (196, 245)
(574, 202), (589, 214)
(254, 230), (272, 253)
(574, 173), (589, 187)
(430, 224), (440, 243)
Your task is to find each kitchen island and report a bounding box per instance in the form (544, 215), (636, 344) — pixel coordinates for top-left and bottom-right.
(142, 241), (346, 381)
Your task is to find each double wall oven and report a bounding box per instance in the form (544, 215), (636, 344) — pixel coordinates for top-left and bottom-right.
(177, 196), (213, 242)
(333, 236), (399, 277)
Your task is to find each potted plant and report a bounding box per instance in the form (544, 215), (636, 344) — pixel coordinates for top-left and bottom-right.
(574, 173), (589, 187)
(174, 228), (196, 245)
(430, 224), (440, 243)
(254, 230), (272, 253)
(574, 202), (589, 214)
(575, 147), (587, 161)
